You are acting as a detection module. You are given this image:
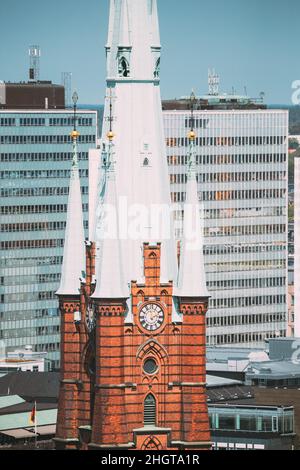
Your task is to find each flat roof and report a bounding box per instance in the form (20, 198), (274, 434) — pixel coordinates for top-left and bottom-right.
(0, 408), (57, 431)
(0, 109), (97, 114)
(247, 361), (300, 380)
(0, 424), (56, 439)
(0, 395), (25, 409)
(207, 375), (243, 388)
(162, 108), (288, 115)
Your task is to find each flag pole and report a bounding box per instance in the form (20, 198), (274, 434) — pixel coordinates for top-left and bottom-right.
(34, 401), (37, 449)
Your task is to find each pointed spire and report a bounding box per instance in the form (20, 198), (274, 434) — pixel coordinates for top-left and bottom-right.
(150, 0), (161, 47)
(107, 0), (156, 79)
(56, 92), (85, 296)
(174, 91), (209, 299)
(119, 0), (131, 47)
(91, 123), (129, 300)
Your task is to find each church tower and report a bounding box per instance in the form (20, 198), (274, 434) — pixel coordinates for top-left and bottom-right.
(55, 0), (211, 451)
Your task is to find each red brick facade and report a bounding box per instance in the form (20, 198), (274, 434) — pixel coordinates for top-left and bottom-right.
(55, 243), (211, 450)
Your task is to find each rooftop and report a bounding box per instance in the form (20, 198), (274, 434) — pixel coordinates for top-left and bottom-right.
(162, 94), (267, 111)
(0, 372), (59, 401)
(246, 360), (300, 380)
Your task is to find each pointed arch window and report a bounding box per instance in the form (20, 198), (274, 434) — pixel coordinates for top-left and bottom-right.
(144, 394), (156, 426)
(119, 57), (130, 77)
(154, 58), (160, 78)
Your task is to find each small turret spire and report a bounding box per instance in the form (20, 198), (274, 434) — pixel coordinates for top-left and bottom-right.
(92, 92), (128, 300)
(174, 91), (209, 298)
(56, 92), (85, 296)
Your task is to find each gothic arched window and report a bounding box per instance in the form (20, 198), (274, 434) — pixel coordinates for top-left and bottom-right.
(154, 58), (160, 78)
(119, 57), (130, 77)
(144, 394), (156, 426)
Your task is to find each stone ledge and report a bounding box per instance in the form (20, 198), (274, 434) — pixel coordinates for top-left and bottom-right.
(88, 442), (135, 449)
(95, 383), (137, 390)
(168, 382), (206, 388)
(171, 440), (213, 448)
(133, 426), (171, 435)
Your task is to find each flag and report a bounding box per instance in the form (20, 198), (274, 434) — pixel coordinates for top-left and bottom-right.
(29, 402), (36, 424)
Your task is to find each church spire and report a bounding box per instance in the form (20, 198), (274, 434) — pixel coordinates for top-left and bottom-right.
(56, 92), (85, 296)
(106, 0), (159, 79)
(93, 0), (176, 289)
(119, 0), (131, 47)
(150, 0), (161, 48)
(174, 91), (209, 298)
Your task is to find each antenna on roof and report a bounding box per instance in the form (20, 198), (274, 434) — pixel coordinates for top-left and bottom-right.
(208, 68), (220, 96)
(61, 72), (72, 108)
(29, 45), (41, 82)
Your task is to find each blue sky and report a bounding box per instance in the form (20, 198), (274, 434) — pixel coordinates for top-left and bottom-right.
(0, 0), (299, 104)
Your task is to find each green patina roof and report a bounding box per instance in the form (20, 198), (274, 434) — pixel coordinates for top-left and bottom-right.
(0, 395), (25, 409)
(0, 408), (57, 431)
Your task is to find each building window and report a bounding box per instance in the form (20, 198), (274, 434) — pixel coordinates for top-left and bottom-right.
(143, 358), (158, 375)
(144, 394), (156, 426)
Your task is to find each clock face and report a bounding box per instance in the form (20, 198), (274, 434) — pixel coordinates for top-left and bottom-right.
(139, 304), (164, 332)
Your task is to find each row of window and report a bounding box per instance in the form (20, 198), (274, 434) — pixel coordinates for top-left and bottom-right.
(0, 117), (93, 127)
(0, 273), (61, 286)
(207, 313), (286, 327)
(0, 255), (63, 268)
(0, 169), (89, 180)
(208, 331), (286, 346)
(0, 186), (89, 198)
(0, 152), (88, 162)
(0, 325), (60, 339)
(166, 135), (286, 148)
(172, 189), (286, 202)
(203, 207), (285, 220)
(170, 171), (286, 185)
(207, 276), (286, 291)
(204, 244), (286, 256)
(0, 118), (16, 126)
(49, 117), (93, 127)
(210, 295), (286, 309)
(204, 224), (286, 238)
(206, 259), (286, 273)
(0, 134), (95, 144)
(209, 412), (293, 434)
(167, 153), (286, 166)
(0, 221), (66, 233)
(1, 290), (57, 303)
(0, 203), (88, 215)
(0, 308), (59, 321)
(35, 343), (59, 353)
(1, 220), (88, 233)
(1, 239), (64, 250)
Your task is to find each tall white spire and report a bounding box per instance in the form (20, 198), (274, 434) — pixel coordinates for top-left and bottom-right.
(119, 0), (131, 47)
(56, 102), (85, 296)
(92, 0), (177, 290)
(174, 94), (209, 298)
(106, 0), (159, 79)
(150, 0), (161, 48)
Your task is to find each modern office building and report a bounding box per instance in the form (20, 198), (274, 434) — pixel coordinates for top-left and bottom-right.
(0, 106), (97, 369)
(293, 155), (300, 337)
(163, 97), (289, 347)
(209, 404), (295, 450)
